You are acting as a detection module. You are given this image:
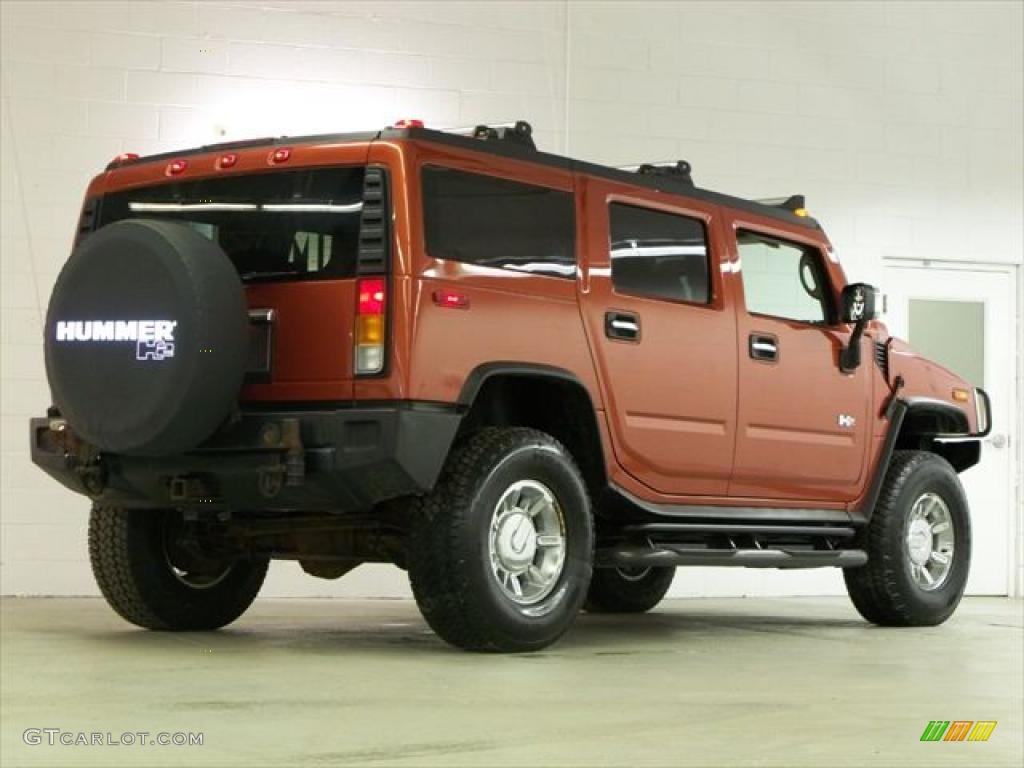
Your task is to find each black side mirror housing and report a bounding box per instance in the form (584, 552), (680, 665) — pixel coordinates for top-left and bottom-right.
(839, 283), (880, 373)
(840, 283), (880, 324)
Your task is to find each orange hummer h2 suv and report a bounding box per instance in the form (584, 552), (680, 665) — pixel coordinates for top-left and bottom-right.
(32, 120), (991, 652)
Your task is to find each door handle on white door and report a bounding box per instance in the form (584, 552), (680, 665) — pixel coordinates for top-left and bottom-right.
(986, 433), (1008, 450)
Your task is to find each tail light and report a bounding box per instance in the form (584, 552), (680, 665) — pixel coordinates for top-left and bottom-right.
(355, 277), (386, 375)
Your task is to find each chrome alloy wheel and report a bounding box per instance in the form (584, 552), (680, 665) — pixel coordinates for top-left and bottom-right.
(488, 480), (566, 605)
(162, 517), (232, 590)
(905, 492), (955, 591)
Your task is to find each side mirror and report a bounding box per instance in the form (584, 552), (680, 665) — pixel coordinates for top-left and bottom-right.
(839, 283), (880, 373)
(840, 283), (880, 324)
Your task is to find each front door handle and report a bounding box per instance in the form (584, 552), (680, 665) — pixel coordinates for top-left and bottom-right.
(749, 333), (778, 362)
(605, 311), (640, 342)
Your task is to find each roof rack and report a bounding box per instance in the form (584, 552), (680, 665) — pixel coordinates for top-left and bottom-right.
(617, 160), (694, 187)
(440, 120), (536, 150)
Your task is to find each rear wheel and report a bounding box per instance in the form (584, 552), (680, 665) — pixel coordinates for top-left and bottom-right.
(408, 428), (593, 652)
(89, 506), (267, 630)
(585, 566), (675, 613)
(844, 451), (971, 626)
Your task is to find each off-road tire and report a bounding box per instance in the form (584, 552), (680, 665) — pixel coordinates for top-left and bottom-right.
(585, 566), (675, 613)
(407, 427), (593, 652)
(844, 451), (971, 626)
(89, 506), (268, 630)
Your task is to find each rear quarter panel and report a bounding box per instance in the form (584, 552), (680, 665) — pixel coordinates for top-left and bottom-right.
(396, 141), (602, 407)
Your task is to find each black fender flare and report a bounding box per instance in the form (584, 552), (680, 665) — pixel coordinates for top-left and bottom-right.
(457, 361), (596, 407)
(456, 362), (607, 491)
(857, 395), (985, 522)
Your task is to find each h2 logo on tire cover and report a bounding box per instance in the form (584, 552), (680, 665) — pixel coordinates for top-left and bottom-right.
(135, 340), (175, 361)
(54, 320), (177, 362)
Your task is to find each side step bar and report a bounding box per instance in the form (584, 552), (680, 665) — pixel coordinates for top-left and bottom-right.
(597, 544), (868, 570)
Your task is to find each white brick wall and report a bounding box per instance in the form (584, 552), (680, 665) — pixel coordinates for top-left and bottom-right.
(1, 0), (1021, 598)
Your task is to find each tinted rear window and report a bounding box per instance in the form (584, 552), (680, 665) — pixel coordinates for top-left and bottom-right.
(97, 167), (365, 282)
(422, 166), (576, 278)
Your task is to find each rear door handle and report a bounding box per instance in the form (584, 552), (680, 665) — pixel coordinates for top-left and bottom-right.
(605, 311), (640, 342)
(749, 333), (778, 362)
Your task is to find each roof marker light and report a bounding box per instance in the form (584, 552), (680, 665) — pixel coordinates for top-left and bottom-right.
(270, 147), (291, 164)
(166, 159), (188, 175)
(218, 153), (238, 169)
(110, 153), (139, 166)
(393, 119), (425, 129)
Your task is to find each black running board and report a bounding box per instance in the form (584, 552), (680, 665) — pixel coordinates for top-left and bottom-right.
(597, 544), (868, 570)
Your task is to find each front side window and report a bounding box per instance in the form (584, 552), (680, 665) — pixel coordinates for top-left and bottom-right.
(422, 166), (576, 278)
(737, 231), (833, 324)
(98, 167), (366, 282)
(609, 203), (710, 304)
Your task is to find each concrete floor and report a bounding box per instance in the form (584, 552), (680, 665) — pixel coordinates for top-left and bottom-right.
(1, 597), (1021, 768)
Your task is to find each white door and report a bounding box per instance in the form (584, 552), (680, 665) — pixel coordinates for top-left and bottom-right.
(884, 262), (1019, 596)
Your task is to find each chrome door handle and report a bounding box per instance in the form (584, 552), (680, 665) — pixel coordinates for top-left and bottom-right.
(749, 334), (778, 362)
(605, 311), (640, 341)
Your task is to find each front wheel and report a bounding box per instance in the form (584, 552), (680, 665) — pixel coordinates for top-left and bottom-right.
(844, 451), (971, 626)
(408, 428), (593, 652)
(89, 506), (268, 630)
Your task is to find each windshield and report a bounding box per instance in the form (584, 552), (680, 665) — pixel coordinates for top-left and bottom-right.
(97, 167), (366, 282)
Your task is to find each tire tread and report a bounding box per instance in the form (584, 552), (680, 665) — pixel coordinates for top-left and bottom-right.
(88, 506), (267, 631)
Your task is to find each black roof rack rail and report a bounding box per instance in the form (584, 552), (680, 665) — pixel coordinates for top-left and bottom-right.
(627, 160), (694, 186)
(443, 120), (536, 150)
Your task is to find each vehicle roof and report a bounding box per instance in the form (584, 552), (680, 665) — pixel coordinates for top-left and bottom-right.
(104, 126), (821, 232)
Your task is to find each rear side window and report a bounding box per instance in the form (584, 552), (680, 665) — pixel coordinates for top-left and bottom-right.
(422, 166), (576, 278)
(97, 167), (366, 282)
(609, 203), (710, 304)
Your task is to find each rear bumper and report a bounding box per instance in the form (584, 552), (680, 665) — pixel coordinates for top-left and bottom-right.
(30, 402), (462, 513)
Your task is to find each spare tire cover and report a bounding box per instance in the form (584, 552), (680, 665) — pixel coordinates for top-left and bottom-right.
(45, 219), (248, 456)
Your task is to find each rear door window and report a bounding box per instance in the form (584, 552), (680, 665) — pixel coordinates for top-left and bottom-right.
(97, 167), (366, 282)
(421, 166), (576, 278)
(609, 203), (710, 304)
